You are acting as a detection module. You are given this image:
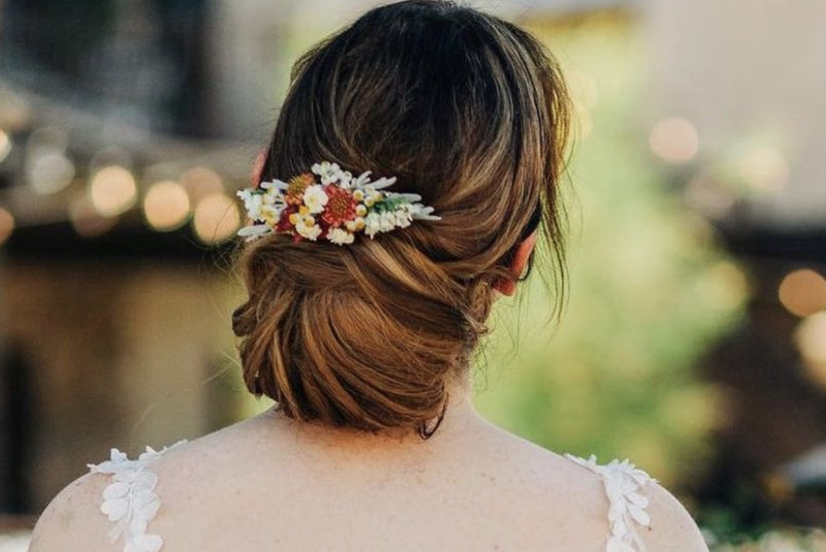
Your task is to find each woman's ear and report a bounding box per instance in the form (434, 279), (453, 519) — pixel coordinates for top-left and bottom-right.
(493, 231), (538, 296)
(251, 149), (267, 185)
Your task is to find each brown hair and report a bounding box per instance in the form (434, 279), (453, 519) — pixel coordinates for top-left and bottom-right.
(232, 0), (571, 437)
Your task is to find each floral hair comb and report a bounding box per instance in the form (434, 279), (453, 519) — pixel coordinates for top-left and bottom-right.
(236, 161), (440, 245)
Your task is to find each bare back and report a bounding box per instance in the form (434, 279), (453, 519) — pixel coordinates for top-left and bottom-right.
(30, 401), (709, 552)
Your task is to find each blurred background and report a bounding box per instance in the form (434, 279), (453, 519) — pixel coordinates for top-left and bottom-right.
(1, 0), (825, 550)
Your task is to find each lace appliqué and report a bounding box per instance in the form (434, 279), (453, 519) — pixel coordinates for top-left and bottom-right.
(88, 440), (186, 552)
(564, 454), (656, 552)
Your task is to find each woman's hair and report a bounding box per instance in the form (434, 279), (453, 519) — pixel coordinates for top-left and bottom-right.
(232, 0), (572, 437)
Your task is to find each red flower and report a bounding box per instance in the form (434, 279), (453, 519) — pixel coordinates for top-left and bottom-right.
(276, 208), (295, 233)
(322, 185), (357, 226)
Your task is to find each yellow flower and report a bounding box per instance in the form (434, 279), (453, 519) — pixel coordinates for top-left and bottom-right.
(286, 173), (314, 205)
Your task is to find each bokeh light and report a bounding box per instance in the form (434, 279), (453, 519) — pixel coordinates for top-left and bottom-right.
(192, 192), (240, 244)
(649, 116), (699, 163)
(738, 147), (789, 193)
(180, 167), (223, 204)
(699, 260), (750, 312)
(0, 206), (15, 245)
(70, 196), (117, 237)
(778, 269), (826, 318)
(25, 147), (76, 194)
(684, 173), (736, 218)
(89, 147), (131, 172)
(89, 165), (137, 217)
(795, 312), (826, 389)
(0, 129), (11, 164)
(0, 89), (31, 130)
(143, 180), (191, 231)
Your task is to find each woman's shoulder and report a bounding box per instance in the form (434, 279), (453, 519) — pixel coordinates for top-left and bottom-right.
(30, 467), (118, 552)
(29, 442), (186, 552)
(479, 426), (709, 552)
(30, 424), (709, 552)
(562, 453), (709, 552)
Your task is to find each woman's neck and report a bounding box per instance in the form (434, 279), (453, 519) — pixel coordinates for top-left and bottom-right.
(253, 379), (484, 453)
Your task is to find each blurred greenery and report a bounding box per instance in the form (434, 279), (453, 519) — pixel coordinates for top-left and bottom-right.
(471, 12), (746, 488)
(709, 529), (826, 552)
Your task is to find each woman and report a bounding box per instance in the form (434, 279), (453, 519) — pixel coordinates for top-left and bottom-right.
(30, 2), (709, 551)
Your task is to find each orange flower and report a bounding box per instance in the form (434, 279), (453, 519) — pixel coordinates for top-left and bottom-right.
(286, 173), (314, 205)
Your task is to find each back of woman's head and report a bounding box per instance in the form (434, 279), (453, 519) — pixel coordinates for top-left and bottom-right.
(232, 0), (571, 436)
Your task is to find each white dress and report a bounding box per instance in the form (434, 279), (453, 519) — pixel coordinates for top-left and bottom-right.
(88, 442), (655, 552)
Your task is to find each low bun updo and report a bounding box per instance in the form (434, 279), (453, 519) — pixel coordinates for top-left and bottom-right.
(232, 0), (571, 436)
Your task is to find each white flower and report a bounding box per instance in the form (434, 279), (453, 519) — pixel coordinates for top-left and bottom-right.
(101, 482), (129, 521)
(91, 448), (129, 474)
(368, 176), (397, 190)
(88, 440), (186, 552)
(411, 205), (441, 220)
(238, 181), (290, 224)
(311, 161), (342, 185)
(394, 209), (413, 228)
(125, 533), (163, 552)
(352, 171), (372, 188)
(237, 224), (272, 241)
(327, 227), (355, 245)
(391, 192), (422, 202)
(364, 212), (381, 238)
(302, 184), (329, 214)
(237, 190), (264, 220)
(261, 190), (284, 207)
(260, 204), (284, 225)
(295, 221), (322, 241)
(563, 454), (654, 552)
(378, 211), (395, 232)
(260, 179), (289, 192)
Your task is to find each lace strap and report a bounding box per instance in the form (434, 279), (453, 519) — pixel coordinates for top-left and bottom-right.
(88, 440), (187, 552)
(564, 454), (656, 552)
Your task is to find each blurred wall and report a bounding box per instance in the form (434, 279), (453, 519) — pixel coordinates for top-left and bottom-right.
(645, 0), (826, 230)
(1, 263), (237, 511)
(206, 0), (293, 140)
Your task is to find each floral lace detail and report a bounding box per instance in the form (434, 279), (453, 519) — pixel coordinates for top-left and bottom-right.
(88, 440), (187, 552)
(564, 454), (656, 552)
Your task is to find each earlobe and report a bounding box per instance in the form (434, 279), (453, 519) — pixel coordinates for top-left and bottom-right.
(493, 278), (517, 296)
(493, 231), (538, 297)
